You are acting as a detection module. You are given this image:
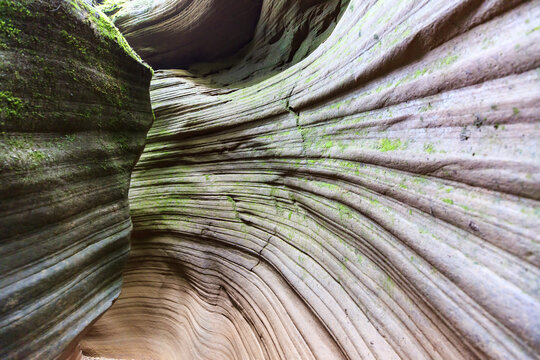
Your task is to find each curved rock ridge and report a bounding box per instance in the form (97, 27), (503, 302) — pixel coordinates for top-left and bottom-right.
(0, 1), (153, 359)
(82, 233), (345, 360)
(103, 0), (348, 86)
(82, 0), (540, 359)
(186, 0), (349, 87)
(100, 0), (264, 69)
(84, 1), (540, 360)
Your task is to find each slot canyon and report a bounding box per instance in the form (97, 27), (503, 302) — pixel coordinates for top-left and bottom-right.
(1, 0), (539, 359)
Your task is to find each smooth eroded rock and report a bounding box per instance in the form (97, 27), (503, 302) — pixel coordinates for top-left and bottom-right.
(83, 0), (540, 359)
(101, 0), (264, 69)
(103, 0), (348, 86)
(0, 1), (153, 358)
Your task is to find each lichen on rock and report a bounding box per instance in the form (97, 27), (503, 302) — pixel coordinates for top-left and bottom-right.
(0, 1), (153, 359)
(80, 0), (540, 359)
(2, 0), (540, 359)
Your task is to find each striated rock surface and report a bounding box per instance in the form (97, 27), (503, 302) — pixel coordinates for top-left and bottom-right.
(0, 1), (153, 359)
(101, 0), (264, 69)
(185, 0), (349, 86)
(82, 0), (540, 359)
(103, 0), (348, 85)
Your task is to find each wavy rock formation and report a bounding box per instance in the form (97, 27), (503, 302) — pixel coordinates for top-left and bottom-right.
(0, 1), (153, 359)
(101, 0), (264, 69)
(80, 0), (540, 359)
(1, 0), (539, 359)
(104, 0), (348, 85)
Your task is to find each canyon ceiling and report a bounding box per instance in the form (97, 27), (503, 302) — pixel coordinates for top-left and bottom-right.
(0, 0), (539, 360)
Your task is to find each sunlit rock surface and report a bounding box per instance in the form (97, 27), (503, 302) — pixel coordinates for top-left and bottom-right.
(0, 1), (153, 359)
(82, 0), (540, 359)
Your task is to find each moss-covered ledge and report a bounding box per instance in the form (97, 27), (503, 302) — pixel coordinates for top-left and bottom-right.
(0, 1), (153, 359)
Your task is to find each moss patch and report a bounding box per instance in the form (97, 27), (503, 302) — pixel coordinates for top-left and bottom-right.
(377, 138), (402, 152)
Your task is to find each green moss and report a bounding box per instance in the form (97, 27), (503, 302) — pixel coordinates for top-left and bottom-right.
(0, 18), (20, 40)
(257, 133), (275, 140)
(30, 150), (46, 163)
(336, 203), (353, 220)
(512, 107), (520, 115)
(383, 275), (394, 294)
(5, 136), (26, 148)
(526, 25), (540, 35)
(328, 98), (353, 111)
(375, 81), (393, 93)
(377, 138), (401, 152)
(91, 10), (137, 59)
(226, 196), (240, 220)
(436, 54), (459, 68)
(98, 0), (128, 14)
(424, 143), (435, 154)
(0, 91), (24, 119)
(58, 0), (149, 68)
(413, 68), (428, 78)
(316, 182), (340, 191)
(59, 29), (88, 56)
(305, 74), (317, 83)
(0, 0), (32, 18)
(442, 198), (454, 205)
(114, 134), (130, 152)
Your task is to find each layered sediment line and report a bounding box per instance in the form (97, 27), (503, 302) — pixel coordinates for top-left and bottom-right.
(0, 1), (153, 359)
(82, 0), (540, 359)
(104, 0), (348, 85)
(102, 0), (264, 69)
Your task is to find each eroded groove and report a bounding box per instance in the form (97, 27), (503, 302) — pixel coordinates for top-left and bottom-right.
(77, 1), (540, 360)
(1, 0), (538, 359)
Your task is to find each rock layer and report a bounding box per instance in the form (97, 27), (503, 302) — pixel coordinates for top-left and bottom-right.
(102, 0), (264, 69)
(82, 0), (540, 359)
(104, 0), (348, 85)
(0, 1), (153, 359)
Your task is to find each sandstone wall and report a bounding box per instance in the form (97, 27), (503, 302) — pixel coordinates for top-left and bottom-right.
(0, 1), (153, 358)
(1, 0), (536, 359)
(84, 0), (540, 358)
(102, 0), (264, 69)
(84, 0), (540, 359)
